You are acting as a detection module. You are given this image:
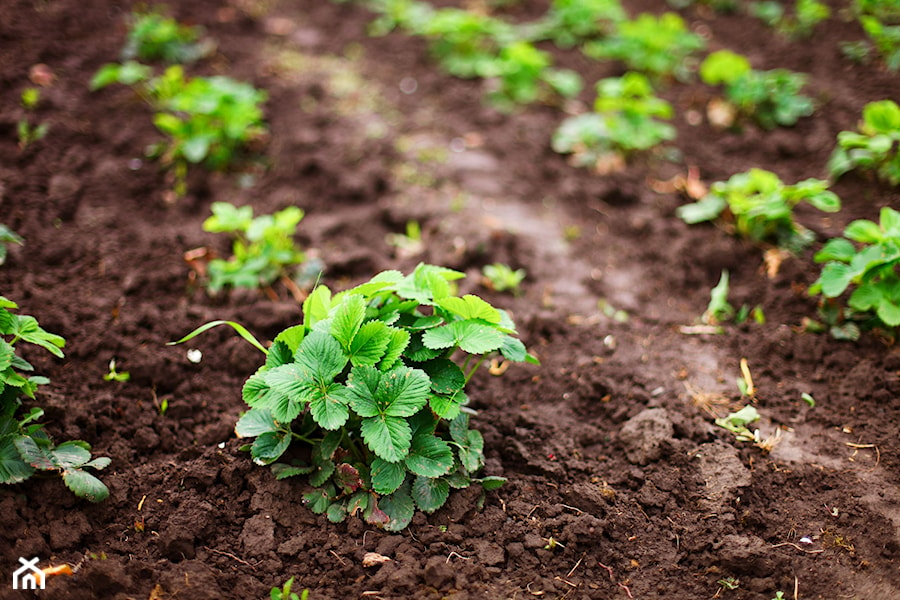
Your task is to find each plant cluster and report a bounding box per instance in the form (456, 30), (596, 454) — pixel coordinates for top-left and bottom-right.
(677, 168), (841, 252)
(91, 10), (267, 196)
(175, 264), (537, 531)
(748, 0), (830, 38)
(121, 6), (213, 64)
(0, 298), (109, 501)
(810, 206), (900, 333)
(699, 50), (815, 129)
(202, 202), (308, 294)
(530, 0), (626, 48)
(552, 72), (675, 169)
(482, 263), (526, 295)
(860, 15), (900, 71)
(583, 12), (706, 81)
(829, 99), (900, 185)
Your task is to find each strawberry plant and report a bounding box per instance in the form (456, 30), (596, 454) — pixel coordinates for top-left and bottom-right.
(121, 6), (213, 64)
(92, 64), (268, 196)
(810, 206), (900, 332)
(413, 8), (516, 79)
(860, 15), (900, 70)
(173, 264), (538, 531)
(676, 168), (841, 252)
(489, 41), (582, 109)
(482, 263), (526, 295)
(583, 12), (706, 81)
(0, 225), (23, 266)
(699, 50), (814, 129)
(532, 0), (626, 48)
(749, 0), (830, 38)
(552, 72), (675, 169)
(202, 202), (309, 295)
(828, 99), (900, 185)
(0, 298), (110, 501)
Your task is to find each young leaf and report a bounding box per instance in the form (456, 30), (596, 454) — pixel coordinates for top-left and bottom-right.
(50, 441), (93, 469)
(271, 462), (315, 479)
(428, 391), (466, 420)
(235, 408), (279, 438)
(379, 482), (415, 532)
(14, 435), (55, 470)
(360, 415), (414, 463)
(62, 469), (110, 502)
(420, 358), (465, 394)
(371, 458), (407, 495)
(436, 295), (501, 324)
(479, 476), (507, 490)
(422, 320), (506, 354)
(378, 327), (410, 371)
(404, 434), (454, 478)
(169, 320), (267, 355)
(295, 330), (348, 385)
(331, 294), (367, 350)
(308, 383), (352, 430)
(251, 431), (291, 465)
(303, 285), (333, 329)
(303, 486), (333, 514)
(411, 475), (450, 513)
(347, 321), (391, 367)
(0, 435), (34, 484)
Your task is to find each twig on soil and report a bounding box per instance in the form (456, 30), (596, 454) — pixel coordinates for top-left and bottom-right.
(567, 553), (585, 578)
(845, 442), (881, 470)
(559, 504), (584, 514)
(204, 547), (254, 569)
(446, 551), (470, 564)
(330, 550), (347, 565)
(554, 576), (578, 588)
(794, 576), (799, 600)
(771, 542), (824, 554)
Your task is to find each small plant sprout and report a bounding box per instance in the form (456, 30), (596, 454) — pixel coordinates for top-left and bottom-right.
(482, 263), (526, 295)
(828, 99), (900, 185)
(0, 224), (24, 266)
(385, 220), (424, 258)
(584, 12), (706, 82)
(270, 577), (308, 600)
(809, 206), (900, 333)
(701, 271), (764, 327)
(552, 72), (675, 171)
(676, 168), (841, 252)
(121, 7), (214, 64)
(103, 358), (131, 383)
(533, 0), (626, 48)
(171, 264), (538, 531)
(717, 576), (740, 591)
(699, 50), (814, 129)
(0, 297), (110, 501)
(715, 405), (760, 443)
(750, 0), (830, 38)
(202, 202), (310, 297)
(17, 87), (49, 150)
(860, 16), (900, 71)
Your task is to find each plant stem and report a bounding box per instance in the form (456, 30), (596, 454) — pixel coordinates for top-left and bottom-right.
(464, 355), (487, 384)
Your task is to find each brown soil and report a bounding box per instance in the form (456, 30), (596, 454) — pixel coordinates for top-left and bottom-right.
(2, 0), (900, 599)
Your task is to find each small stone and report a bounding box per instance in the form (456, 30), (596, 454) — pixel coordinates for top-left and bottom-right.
(362, 552), (392, 567)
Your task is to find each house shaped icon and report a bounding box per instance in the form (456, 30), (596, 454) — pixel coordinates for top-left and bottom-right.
(12, 557), (45, 590)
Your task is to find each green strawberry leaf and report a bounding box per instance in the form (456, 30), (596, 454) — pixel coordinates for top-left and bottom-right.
(405, 434), (454, 478)
(371, 458), (407, 495)
(62, 469), (109, 502)
(411, 475), (450, 513)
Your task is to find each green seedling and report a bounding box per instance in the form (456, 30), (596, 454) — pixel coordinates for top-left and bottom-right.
(749, 0), (830, 38)
(271, 577), (309, 600)
(122, 6), (213, 64)
(772, 593), (786, 600)
(853, 0), (900, 22)
(172, 264), (538, 531)
(0, 225), (24, 266)
(718, 576), (740, 591)
(92, 64), (268, 196)
(385, 220), (424, 258)
(861, 15), (900, 70)
(482, 263), (526, 295)
(488, 40), (582, 109)
(801, 392), (815, 407)
(103, 358), (131, 383)
(677, 168), (841, 252)
(810, 206), (900, 333)
(0, 297), (109, 501)
(202, 202), (308, 295)
(531, 0), (626, 48)
(841, 40), (873, 64)
(829, 99), (900, 185)
(700, 50), (814, 129)
(584, 12), (706, 82)
(700, 270), (763, 327)
(415, 8), (516, 79)
(17, 87), (49, 150)
(715, 405), (760, 443)
(552, 72), (675, 169)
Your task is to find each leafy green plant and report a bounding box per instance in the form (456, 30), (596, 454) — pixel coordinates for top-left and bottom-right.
(414, 8), (516, 79)
(861, 15), (900, 70)
(828, 99), (900, 185)
(0, 225), (23, 266)
(122, 6), (213, 64)
(488, 41), (582, 109)
(0, 298), (110, 501)
(810, 206), (900, 332)
(749, 0), (830, 38)
(482, 263), (526, 295)
(271, 577), (309, 600)
(699, 50), (814, 129)
(676, 168), (841, 252)
(173, 264), (537, 531)
(715, 405), (760, 443)
(202, 202), (308, 295)
(552, 72), (675, 168)
(91, 64), (268, 195)
(17, 87), (49, 150)
(583, 12), (706, 81)
(532, 0), (626, 48)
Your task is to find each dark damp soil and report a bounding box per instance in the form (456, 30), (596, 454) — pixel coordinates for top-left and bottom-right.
(2, 0), (900, 599)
